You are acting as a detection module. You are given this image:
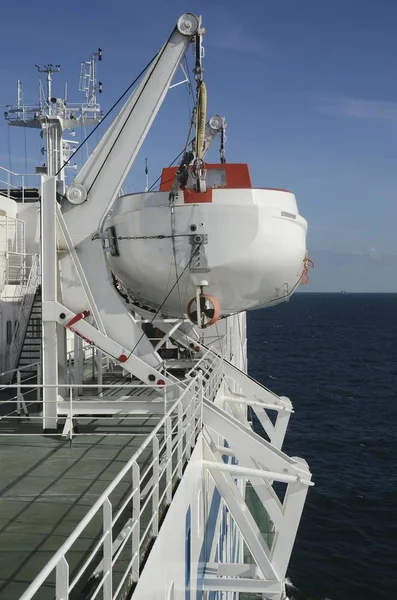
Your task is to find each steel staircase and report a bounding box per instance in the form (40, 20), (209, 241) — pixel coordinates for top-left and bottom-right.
(16, 286), (42, 375)
(9, 254), (41, 378)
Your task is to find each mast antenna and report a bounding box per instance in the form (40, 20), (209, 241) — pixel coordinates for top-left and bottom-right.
(79, 48), (103, 109)
(35, 64), (61, 115)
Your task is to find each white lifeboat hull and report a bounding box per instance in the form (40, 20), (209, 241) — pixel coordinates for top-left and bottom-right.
(106, 188), (307, 317)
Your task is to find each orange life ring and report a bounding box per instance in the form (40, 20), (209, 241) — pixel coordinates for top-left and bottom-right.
(187, 293), (220, 328)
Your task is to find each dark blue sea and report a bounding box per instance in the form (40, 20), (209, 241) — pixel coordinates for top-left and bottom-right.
(247, 293), (397, 600)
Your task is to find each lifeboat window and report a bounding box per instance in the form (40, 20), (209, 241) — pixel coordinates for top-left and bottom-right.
(205, 168), (226, 188)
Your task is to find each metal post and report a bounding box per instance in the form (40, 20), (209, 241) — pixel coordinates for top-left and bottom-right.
(96, 349), (103, 395)
(186, 400), (192, 459)
(79, 343), (84, 395)
(177, 402), (183, 478)
(16, 370), (21, 416)
(198, 370), (203, 430)
(67, 352), (71, 383)
(91, 346), (95, 381)
(41, 176), (59, 431)
(36, 362), (41, 408)
(68, 386), (73, 442)
(103, 498), (113, 600)
(152, 436), (159, 537)
(166, 416), (172, 503)
(132, 462), (140, 582)
(55, 556), (69, 600)
(72, 336), (83, 396)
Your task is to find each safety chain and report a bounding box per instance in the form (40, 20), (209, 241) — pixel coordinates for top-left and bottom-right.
(92, 233), (192, 241)
(116, 234), (192, 240)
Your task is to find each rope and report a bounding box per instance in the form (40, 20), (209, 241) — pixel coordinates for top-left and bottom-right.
(127, 242), (202, 358)
(300, 256), (314, 286)
(54, 51), (159, 177)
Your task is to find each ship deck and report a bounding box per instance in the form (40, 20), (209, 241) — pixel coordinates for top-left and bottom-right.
(0, 427), (159, 600)
(0, 363), (172, 600)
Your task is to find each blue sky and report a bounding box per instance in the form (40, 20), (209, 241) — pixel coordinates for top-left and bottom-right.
(1, 0), (396, 291)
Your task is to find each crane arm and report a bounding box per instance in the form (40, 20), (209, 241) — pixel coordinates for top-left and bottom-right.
(54, 13), (203, 381)
(63, 12), (201, 241)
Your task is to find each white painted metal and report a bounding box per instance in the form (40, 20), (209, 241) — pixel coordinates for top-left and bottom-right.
(41, 176), (59, 429)
(107, 188), (307, 316)
(202, 460), (313, 487)
(36, 14), (203, 405)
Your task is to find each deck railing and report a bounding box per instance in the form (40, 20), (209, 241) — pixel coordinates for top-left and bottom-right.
(0, 166), (40, 201)
(12, 349), (223, 600)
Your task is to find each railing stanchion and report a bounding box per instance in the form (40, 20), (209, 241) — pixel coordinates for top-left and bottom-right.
(166, 416), (172, 503)
(177, 401), (183, 477)
(68, 386), (73, 441)
(186, 400), (192, 459)
(55, 556), (69, 600)
(16, 370), (21, 416)
(103, 499), (113, 600)
(37, 362), (41, 408)
(132, 462), (140, 583)
(198, 370), (203, 430)
(97, 350), (103, 395)
(152, 436), (159, 536)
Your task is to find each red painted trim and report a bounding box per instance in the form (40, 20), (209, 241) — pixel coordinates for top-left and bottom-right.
(66, 310), (93, 344)
(66, 310), (90, 329)
(160, 163), (252, 192)
(183, 189), (212, 203)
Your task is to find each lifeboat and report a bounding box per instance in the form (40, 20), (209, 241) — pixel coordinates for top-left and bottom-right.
(106, 162), (307, 321)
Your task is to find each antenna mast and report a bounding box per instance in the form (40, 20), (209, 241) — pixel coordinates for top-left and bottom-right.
(79, 48), (103, 111)
(35, 64), (61, 115)
(5, 50), (103, 188)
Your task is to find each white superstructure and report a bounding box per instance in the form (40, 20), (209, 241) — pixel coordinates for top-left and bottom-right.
(0, 12), (313, 600)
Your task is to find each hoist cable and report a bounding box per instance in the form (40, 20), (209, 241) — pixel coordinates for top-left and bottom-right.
(55, 51), (159, 177)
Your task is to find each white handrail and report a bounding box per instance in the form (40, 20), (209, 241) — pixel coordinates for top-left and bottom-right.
(17, 360), (214, 600)
(0, 361), (40, 379)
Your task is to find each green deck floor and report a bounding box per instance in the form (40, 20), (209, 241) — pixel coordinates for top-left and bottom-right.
(0, 425), (157, 600)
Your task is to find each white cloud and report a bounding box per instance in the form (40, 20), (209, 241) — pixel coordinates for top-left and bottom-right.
(318, 96), (397, 121)
(365, 246), (382, 261)
(207, 22), (270, 59)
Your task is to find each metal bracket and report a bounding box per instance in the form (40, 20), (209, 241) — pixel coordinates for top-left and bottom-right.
(92, 227), (120, 257)
(189, 233), (210, 273)
(189, 233), (208, 245)
(189, 234), (210, 273)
